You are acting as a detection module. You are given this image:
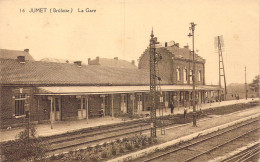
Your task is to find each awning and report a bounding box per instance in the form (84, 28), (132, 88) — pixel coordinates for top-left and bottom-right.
(35, 85), (222, 96)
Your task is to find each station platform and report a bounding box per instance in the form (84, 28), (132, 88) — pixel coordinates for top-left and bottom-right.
(140, 98), (259, 116)
(0, 98), (258, 143)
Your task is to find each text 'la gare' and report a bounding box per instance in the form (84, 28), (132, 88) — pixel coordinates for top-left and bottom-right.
(78, 8), (96, 13)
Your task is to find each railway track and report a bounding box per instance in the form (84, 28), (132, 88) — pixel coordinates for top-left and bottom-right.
(47, 120), (151, 155)
(222, 142), (260, 162)
(139, 117), (260, 162)
(47, 118), (180, 155)
(46, 108), (259, 156)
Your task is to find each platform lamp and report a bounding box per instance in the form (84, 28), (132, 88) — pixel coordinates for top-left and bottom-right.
(188, 22), (197, 127)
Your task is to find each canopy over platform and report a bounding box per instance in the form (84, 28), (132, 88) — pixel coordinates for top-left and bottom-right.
(35, 85), (222, 95)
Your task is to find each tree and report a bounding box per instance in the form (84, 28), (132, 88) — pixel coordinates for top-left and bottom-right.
(249, 75), (259, 94)
(1, 124), (49, 161)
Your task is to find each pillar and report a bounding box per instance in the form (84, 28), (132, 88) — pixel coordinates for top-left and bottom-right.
(132, 93), (135, 115)
(218, 90), (220, 104)
(53, 96), (56, 121)
(50, 96), (53, 129)
(209, 90), (212, 106)
(58, 97), (61, 120)
(102, 96), (105, 117)
(86, 96), (89, 123)
(111, 94), (114, 120)
(37, 97), (40, 122)
(81, 96), (83, 119)
(165, 92), (167, 112)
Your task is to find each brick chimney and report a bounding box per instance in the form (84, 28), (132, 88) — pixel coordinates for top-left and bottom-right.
(131, 60), (135, 65)
(184, 45), (189, 49)
(17, 56), (25, 63)
(24, 49), (29, 53)
(165, 42), (168, 47)
(114, 57), (118, 60)
(96, 56), (99, 62)
(74, 61), (82, 67)
(88, 57), (100, 65)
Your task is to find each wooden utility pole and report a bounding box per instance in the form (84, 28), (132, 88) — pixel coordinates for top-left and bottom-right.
(188, 22), (197, 127)
(245, 66), (248, 100)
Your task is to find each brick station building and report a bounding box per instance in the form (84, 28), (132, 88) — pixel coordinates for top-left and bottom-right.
(0, 45), (221, 128)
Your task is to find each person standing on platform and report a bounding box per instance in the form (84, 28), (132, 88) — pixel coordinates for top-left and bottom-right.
(184, 107), (187, 118)
(170, 102), (174, 114)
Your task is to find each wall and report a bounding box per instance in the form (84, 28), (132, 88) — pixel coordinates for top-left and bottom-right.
(61, 96), (78, 120)
(0, 86), (35, 128)
(138, 47), (205, 85)
(172, 59), (205, 85)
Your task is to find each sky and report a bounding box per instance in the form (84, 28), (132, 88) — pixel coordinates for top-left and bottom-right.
(0, 0), (259, 85)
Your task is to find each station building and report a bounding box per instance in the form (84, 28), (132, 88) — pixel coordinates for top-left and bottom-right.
(0, 44), (221, 128)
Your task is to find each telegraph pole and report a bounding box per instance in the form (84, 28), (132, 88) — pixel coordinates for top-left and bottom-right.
(188, 22), (197, 127)
(215, 35), (227, 100)
(245, 66), (248, 100)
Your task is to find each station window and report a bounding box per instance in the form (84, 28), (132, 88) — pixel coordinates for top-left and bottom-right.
(183, 69), (188, 83)
(55, 98), (59, 111)
(78, 96), (86, 109)
(83, 97), (86, 109)
(190, 70), (193, 83)
(77, 96), (81, 109)
(14, 94), (26, 116)
(198, 70), (202, 82)
(176, 68), (181, 81)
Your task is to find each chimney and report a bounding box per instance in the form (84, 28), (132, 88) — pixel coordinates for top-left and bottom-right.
(114, 57), (118, 60)
(165, 42), (168, 47)
(17, 56), (25, 63)
(74, 61), (82, 67)
(175, 43), (179, 48)
(89, 57), (100, 65)
(184, 45), (189, 49)
(131, 60), (135, 65)
(24, 49), (29, 53)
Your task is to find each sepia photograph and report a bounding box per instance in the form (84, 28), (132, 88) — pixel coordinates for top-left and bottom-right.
(0, 0), (259, 161)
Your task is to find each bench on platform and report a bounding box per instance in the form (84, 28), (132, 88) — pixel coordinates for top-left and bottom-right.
(89, 110), (104, 118)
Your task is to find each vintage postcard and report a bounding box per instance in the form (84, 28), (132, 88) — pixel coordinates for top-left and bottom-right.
(0, 0), (259, 161)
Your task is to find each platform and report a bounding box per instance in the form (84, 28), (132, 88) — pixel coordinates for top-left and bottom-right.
(0, 98), (258, 142)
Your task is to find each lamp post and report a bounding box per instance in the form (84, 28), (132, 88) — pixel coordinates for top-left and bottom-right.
(188, 22), (197, 127)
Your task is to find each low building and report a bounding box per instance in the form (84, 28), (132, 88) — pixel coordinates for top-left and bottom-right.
(0, 46), (221, 128)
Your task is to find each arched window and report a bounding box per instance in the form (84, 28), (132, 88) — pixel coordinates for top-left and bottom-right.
(183, 68), (187, 83)
(176, 68), (181, 81)
(190, 69), (193, 83)
(198, 70), (201, 82)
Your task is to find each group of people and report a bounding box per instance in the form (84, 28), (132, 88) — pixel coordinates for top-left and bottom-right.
(169, 102), (187, 118)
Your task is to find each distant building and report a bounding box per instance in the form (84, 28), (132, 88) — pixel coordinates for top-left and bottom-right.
(40, 58), (87, 65)
(0, 49), (34, 61)
(88, 56), (137, 69)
